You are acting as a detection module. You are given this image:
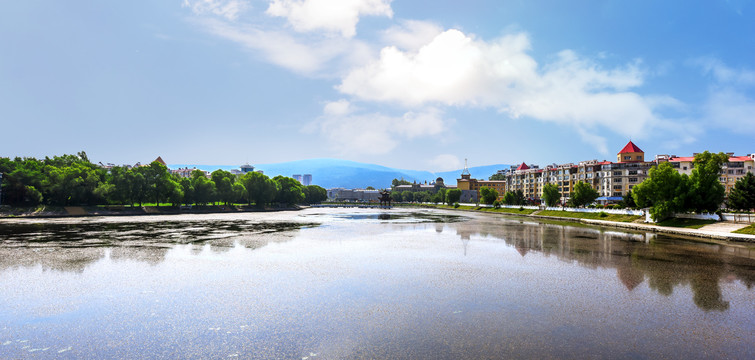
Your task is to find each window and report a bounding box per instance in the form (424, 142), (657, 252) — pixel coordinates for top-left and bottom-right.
(628, 170), (637, 175)
(629, 185), (634, 189)
(614, 178), (622, 183)
(682, 166), (687, 170)
(636, 156), (642, 160)
(629, 178), (638, 183)
(624, 156), (631, 160)
(613, 171), (622, 176)
(613, 185), (622, 190)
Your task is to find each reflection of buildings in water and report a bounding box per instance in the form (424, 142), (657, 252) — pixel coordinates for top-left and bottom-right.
(443, 218), (754, 311)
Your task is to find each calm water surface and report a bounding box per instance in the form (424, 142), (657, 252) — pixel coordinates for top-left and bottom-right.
(0, 208), (753, 359)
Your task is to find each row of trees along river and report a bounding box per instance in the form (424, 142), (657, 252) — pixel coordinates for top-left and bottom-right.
(0, 152), (327, 207)
(394, 151), (754, 222)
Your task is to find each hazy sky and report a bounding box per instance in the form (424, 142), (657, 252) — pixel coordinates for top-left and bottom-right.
(2, 0), (754, 171)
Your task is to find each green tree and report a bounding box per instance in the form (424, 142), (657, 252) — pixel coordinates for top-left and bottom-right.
(145, 162), (173, 206)
(402, 191), (414, 202)
(303, 185), (327, 204)
(179, 177), (195, 205)
(273, 176), (305, 205)
(239, 171), (277, 207)
(414, 191), (431, 203)
(479, 186), (498, 205)
(391, 191), (402, 203)
(633, 162), (690, 221)
(570, 181), (599, 208)
(542, 183), (560, 207)
(392, 178), (412, 187)
(489, 173), (506, 180)
(728, 172), (755, 211)
(503, 190), (525, 205)
(688, 151), (728, 213)
(211, 170), (238, 205)
(430, 188), (445, 204)
(365, 186), (375, 190)
(446, 189), (461, 205)
(191, 170), (215, 206)
(620, 190), (637, 209)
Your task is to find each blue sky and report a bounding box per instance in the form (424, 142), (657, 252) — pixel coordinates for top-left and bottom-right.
(1, 0), (753, 171)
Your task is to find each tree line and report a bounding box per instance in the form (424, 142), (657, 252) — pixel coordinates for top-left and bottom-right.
(0, 152), (327, 207)
(633, 151), (755, 221)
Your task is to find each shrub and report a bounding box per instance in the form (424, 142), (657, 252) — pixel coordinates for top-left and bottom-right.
(519, 206), (524, 211)
(599, 211), (608, 218)
(454, 202), (460, 208)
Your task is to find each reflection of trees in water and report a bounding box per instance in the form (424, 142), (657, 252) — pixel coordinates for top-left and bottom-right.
(446, 219), (755, 311)
(0, 220), (306, 272)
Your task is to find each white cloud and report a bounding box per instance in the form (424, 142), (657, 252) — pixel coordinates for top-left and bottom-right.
(381, 20), (444, 51)
(429, 154), (462, 172)
(266, 0), (393, 37)
(182, 0), (249, 21)
(705, 88), (755, 134)
(693, 57), (755, 85)
(338, 29), (681, 153)
(694, 58), (755, 135)
(193, 18), (371, 74)
(314, 101), (449, 154)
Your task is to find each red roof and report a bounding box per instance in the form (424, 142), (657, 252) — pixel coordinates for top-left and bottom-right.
(671, 155), (752, 163)
(516, 162), (530, 171)
(618, 141), (643, 154)
(597, 161), (612, 165)
(729, 156), (751, 162)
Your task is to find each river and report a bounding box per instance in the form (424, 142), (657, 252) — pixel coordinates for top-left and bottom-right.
(0, 208), (753, 359)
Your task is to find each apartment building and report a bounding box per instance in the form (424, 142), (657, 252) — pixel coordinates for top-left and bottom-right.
(459, 141), (752, 205)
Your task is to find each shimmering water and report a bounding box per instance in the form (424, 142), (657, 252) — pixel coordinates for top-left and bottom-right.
(0, 208), (753, 359)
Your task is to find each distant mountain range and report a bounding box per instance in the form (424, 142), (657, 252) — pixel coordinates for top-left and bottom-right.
(170, 158), (509, 189)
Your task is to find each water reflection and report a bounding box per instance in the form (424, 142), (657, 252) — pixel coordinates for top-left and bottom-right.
(440, 217), (754, 311)
(0, 209), (753, 359)
(0, 218), (313, 272)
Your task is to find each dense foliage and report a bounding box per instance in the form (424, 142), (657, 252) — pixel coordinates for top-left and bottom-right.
(569, 181), (599, 208)
(634, 152), (729, 221)
(0, 153), (324, 207)
(502, 190), (525, 206)
(727, 172), (755, 211)
(541, 183), (560, 207)
(479, 186), (499, 205)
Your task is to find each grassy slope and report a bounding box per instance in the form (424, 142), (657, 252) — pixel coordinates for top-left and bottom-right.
(656, 218), (716, 229)
(733, 224), (755, 235)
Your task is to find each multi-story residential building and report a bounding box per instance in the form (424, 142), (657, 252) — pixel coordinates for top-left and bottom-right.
(657, 153), (755, 194)
(302, 174), (312, 186)
(457, 142), (753, 205)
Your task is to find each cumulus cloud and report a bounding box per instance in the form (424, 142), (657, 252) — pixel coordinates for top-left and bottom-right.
(182, 0), (249, 21)
(381, 20), (444, 51)
(336, 29), (683, 153)
(267, 0), (393, 37)
(314, 100), (449, 154)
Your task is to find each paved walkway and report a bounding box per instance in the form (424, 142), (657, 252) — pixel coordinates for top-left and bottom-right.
(697, 221), (751, 233)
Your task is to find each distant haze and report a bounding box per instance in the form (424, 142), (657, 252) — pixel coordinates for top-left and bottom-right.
(170, 158), (509, 189)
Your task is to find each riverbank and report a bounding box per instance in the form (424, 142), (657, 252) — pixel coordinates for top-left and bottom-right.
(0, 204), (302, 218)
(418, 204), (755, 244)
